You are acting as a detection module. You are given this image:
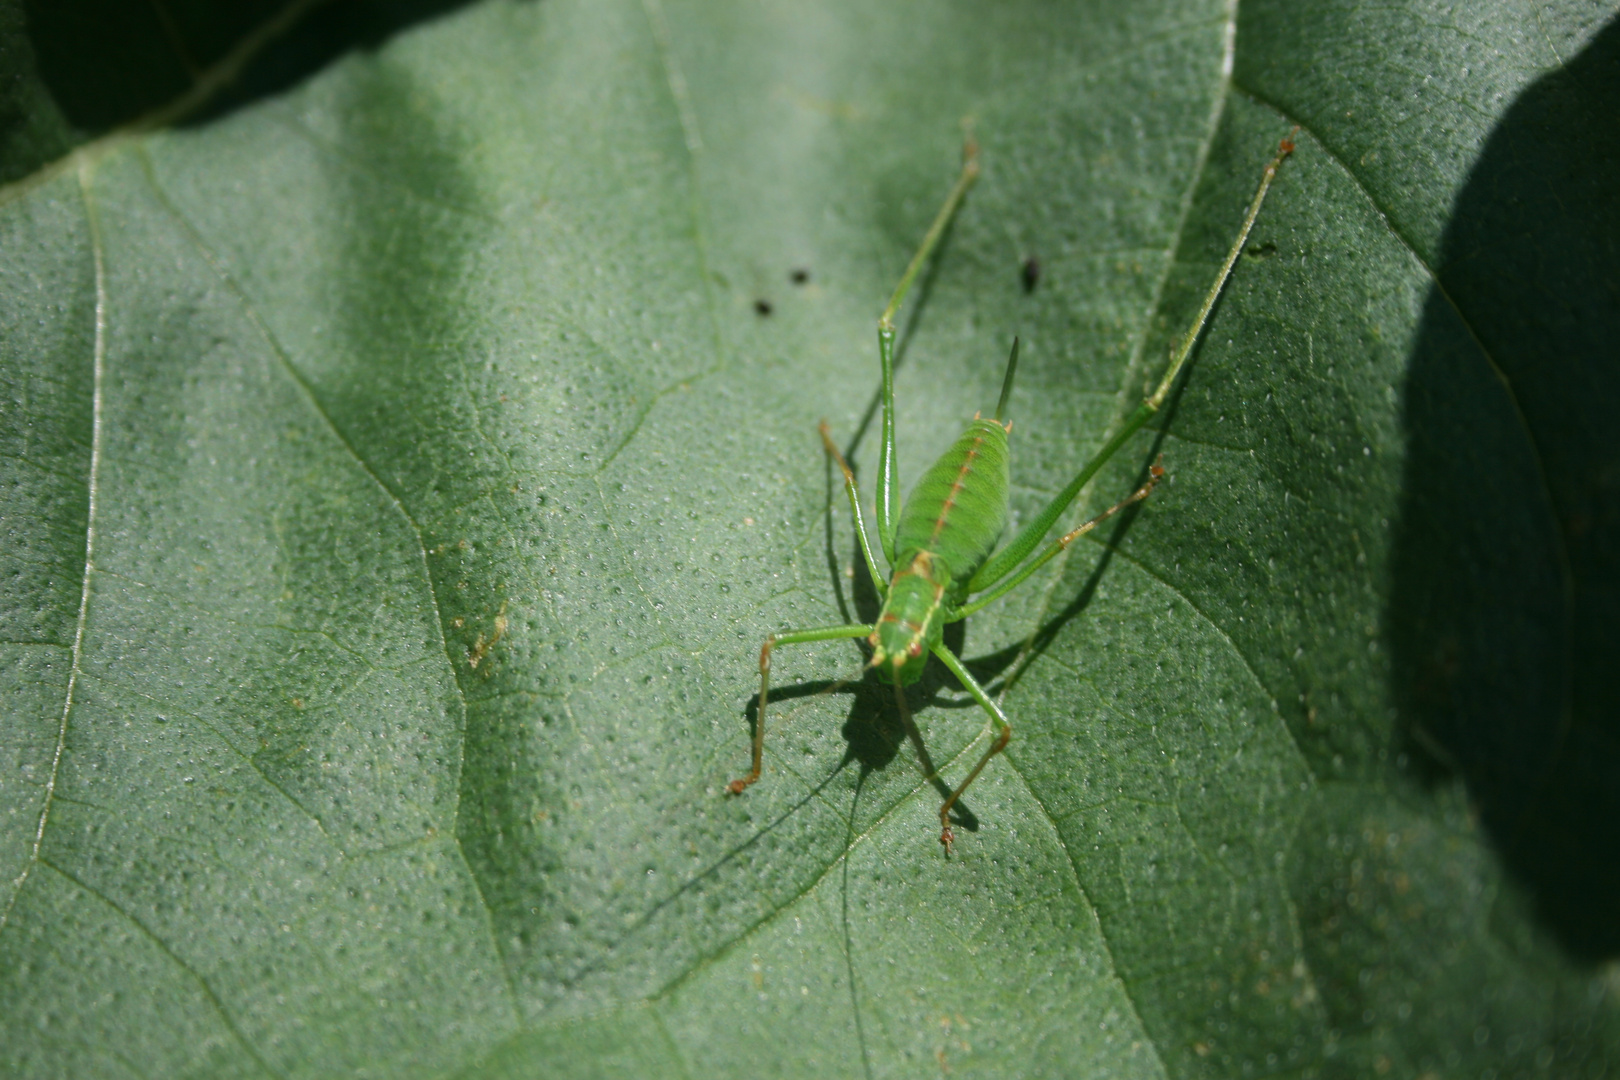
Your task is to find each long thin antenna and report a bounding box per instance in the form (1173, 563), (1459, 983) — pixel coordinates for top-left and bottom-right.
(879, 136), (980, 331)
(994, 337), (1021, 421)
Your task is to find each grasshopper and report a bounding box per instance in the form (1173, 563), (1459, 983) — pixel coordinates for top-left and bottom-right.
(730, 132), (1296, 851)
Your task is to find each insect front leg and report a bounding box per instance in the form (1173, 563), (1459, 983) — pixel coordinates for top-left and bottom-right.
(729, 623), (874, 795)
(819, 421), (887, 595)
(929, 644), (1011, 854)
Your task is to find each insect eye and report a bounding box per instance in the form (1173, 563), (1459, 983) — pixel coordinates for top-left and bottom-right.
(907, 641), (923, 658)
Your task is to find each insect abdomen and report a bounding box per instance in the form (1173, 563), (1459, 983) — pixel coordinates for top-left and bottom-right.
(894, 418), (1010, 589)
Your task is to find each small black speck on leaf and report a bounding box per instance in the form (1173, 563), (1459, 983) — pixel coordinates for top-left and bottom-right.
(790, 268), (810, 285)
(1020, 256), (1040, 293)
(754, 299), (773, 316)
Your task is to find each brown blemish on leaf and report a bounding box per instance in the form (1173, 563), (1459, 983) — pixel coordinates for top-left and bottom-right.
(468, 601), (509, 669)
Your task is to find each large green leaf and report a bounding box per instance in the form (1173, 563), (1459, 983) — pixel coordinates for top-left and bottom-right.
(2, 1), (1616, 1076)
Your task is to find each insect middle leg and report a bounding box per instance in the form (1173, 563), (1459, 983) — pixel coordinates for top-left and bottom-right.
(729, 623), (873, 794)
(928, 644), (1012, 853)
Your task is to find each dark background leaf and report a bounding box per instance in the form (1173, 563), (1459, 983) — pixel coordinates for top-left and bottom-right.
(1, 1), (1616, 1077)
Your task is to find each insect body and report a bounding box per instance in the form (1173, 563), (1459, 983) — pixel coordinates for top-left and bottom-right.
(873, 413), (1010, 683)
(729, 132), (1296, 852)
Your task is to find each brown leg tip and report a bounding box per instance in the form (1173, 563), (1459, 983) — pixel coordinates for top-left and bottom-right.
(727, 779), (749, 796)
(939, 826), (955, 854)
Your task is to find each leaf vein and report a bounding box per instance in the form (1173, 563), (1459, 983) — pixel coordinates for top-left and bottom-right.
(0, 162), (106, 943)
(39, 857), (284, 1079)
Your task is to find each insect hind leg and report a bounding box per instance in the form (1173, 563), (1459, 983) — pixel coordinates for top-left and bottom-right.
(928, 644), (1011, 854)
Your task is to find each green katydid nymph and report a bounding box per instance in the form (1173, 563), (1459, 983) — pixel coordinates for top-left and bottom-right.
(729, 131), (1297, 852)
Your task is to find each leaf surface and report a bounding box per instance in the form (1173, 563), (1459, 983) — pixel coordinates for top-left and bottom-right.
(2, 1), (1617, 1076)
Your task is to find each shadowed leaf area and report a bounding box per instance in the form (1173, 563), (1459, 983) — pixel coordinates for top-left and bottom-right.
(1, 1), (1616, 1076)
(0, 0), (478, 183)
